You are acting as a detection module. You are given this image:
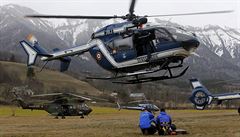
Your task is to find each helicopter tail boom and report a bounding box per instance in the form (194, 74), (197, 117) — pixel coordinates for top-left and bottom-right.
(11, 91), (29, 109)
(12, 98), (29, 109)
(20, 34), (94, 71)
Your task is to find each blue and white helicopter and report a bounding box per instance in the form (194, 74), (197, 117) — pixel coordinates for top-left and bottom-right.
(20, 0), (232, 84)
(189, 79), (240, 110)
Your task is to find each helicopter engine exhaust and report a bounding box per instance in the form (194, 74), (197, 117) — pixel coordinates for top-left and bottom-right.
(132, 17), (148, 26)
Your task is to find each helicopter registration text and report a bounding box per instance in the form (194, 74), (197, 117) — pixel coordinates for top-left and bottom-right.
(137, 54), (158, 63)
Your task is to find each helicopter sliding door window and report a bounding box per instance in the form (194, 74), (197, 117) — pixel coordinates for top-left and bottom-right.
(112, 36), (134, 51)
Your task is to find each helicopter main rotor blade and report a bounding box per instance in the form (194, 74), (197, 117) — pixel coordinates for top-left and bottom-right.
(145, 10), (234, 17)
(25, 15), (124, 19)
(31, 92), (91, 101)
(31, 93), (63, 97)
(129, 0), (136, 16)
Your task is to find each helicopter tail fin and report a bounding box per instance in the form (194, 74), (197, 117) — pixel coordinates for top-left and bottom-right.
(12, 98), (28, 109)
(19, 34), (52, 66)
(11, 92), (28, 109)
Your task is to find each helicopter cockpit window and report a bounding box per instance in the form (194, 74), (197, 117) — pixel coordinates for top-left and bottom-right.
(155, 28), (174, 43)
(108, 36), (133, 52)
(164, 27), (196, 41)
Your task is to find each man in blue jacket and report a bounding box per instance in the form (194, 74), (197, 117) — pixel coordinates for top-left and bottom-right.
(139, 107), (157, 135)
(156, 108), (176, 135)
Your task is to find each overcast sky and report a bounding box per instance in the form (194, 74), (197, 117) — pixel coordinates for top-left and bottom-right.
(1, 0), (240, 28)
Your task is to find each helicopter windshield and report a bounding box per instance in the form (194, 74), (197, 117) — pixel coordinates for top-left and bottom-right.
(154, 28), (175, 44)
(157, 27), (196, 42)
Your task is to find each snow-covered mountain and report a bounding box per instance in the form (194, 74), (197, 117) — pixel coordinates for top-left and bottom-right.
(45, 18), (121, 46)
(1, 4), (240, 81)
(194, 26), (240, 66)
(0, 4), (107, 76)
(0, 4), (67, 53)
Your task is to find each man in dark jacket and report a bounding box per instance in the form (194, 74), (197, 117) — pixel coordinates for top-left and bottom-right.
(139, 108), (157, 135)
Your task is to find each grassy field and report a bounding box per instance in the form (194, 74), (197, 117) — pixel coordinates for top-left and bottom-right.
(0, 106), (239, 137)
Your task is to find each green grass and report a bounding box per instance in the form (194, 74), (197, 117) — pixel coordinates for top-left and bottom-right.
(0, 106), (47, 116)
(0, 106), (137, 116)
(0, 106), (239, 137)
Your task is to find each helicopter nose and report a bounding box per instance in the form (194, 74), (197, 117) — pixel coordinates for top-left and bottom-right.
(181, 39), (200, 52)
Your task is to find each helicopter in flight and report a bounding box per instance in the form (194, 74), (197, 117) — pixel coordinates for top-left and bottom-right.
(19, 0), (233, 84)
(12, 91), (93, 119)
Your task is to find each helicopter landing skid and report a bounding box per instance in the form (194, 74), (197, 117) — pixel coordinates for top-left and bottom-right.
(86, 58), (172, 80)
(112, 66), (189, 84)
(87, 64), (188, 84)
(86, 68), (164, 80)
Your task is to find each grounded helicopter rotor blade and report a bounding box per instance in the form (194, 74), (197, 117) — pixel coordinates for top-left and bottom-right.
(25, 15), (124, 19)
(129, 0), (136, 15)
(66, 93), (92, 101)
(31, 93), (91, 101)
(145, 10), (234, 17)
(31, 93), (63, 97)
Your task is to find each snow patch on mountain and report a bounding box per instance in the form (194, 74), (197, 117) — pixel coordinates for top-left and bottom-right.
(194, 25), (240, 58)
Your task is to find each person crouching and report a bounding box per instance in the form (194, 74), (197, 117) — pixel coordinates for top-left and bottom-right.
(139, 107), (157, 135)
(156, 108), (176, 135)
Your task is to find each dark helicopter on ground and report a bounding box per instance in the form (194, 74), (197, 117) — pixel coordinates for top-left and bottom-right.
(20, 0), (232, 84)
(12, 92), (93, 119)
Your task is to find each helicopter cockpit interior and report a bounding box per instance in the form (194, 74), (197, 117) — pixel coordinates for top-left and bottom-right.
(106, 29), (156, 57)
(109, 36), (134, 52)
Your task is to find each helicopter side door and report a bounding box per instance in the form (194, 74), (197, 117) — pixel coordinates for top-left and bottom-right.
(133, 29), (156, 57)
